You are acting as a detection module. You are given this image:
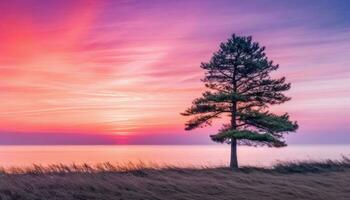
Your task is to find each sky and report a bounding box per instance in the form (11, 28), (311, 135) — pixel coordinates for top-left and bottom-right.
(0, 0), (350, 145)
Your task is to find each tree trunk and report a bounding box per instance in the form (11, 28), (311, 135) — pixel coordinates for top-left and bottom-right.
(230, 138), (238, 169)
(230, 59), (238, 170)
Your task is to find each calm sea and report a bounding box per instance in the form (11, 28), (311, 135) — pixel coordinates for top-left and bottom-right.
(0, 145), (349, 168)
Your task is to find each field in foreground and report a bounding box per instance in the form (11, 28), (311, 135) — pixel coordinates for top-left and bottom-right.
(0, 158), (349, 200)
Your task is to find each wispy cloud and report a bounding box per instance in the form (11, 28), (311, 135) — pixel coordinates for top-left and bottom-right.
(0, 0), (349, 144)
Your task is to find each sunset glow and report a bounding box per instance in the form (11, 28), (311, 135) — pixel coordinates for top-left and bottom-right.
(1, 0), (350, 144)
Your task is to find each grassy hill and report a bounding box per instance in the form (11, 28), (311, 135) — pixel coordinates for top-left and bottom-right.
(0, 158), (349, 200)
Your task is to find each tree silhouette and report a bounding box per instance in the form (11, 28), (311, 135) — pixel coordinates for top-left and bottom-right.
(182, 34), (298, 169)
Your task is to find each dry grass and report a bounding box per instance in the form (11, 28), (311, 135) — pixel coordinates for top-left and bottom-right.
(0, 158), (349, 200)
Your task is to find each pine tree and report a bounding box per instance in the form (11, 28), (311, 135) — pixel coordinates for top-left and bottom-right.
(181, 34), (298, 169)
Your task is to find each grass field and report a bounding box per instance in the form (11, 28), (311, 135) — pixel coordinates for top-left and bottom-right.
(0, 158), (349, 200)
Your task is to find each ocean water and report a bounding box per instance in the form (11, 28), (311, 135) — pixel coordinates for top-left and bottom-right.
(0, 145), (349, 168)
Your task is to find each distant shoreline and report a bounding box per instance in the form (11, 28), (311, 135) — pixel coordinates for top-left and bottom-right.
(0, 143), (349, 145)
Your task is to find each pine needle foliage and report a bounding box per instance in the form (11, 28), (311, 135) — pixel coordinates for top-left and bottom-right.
(182, 34), (298, 148)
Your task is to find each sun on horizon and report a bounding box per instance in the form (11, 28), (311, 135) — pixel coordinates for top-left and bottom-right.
(0, 0), (350, 145)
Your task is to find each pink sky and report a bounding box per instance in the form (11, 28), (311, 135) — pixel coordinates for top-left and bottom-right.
(0, 0), (350, 144)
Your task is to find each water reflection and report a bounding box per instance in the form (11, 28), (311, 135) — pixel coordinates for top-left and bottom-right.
(0, 145), (349, 167)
